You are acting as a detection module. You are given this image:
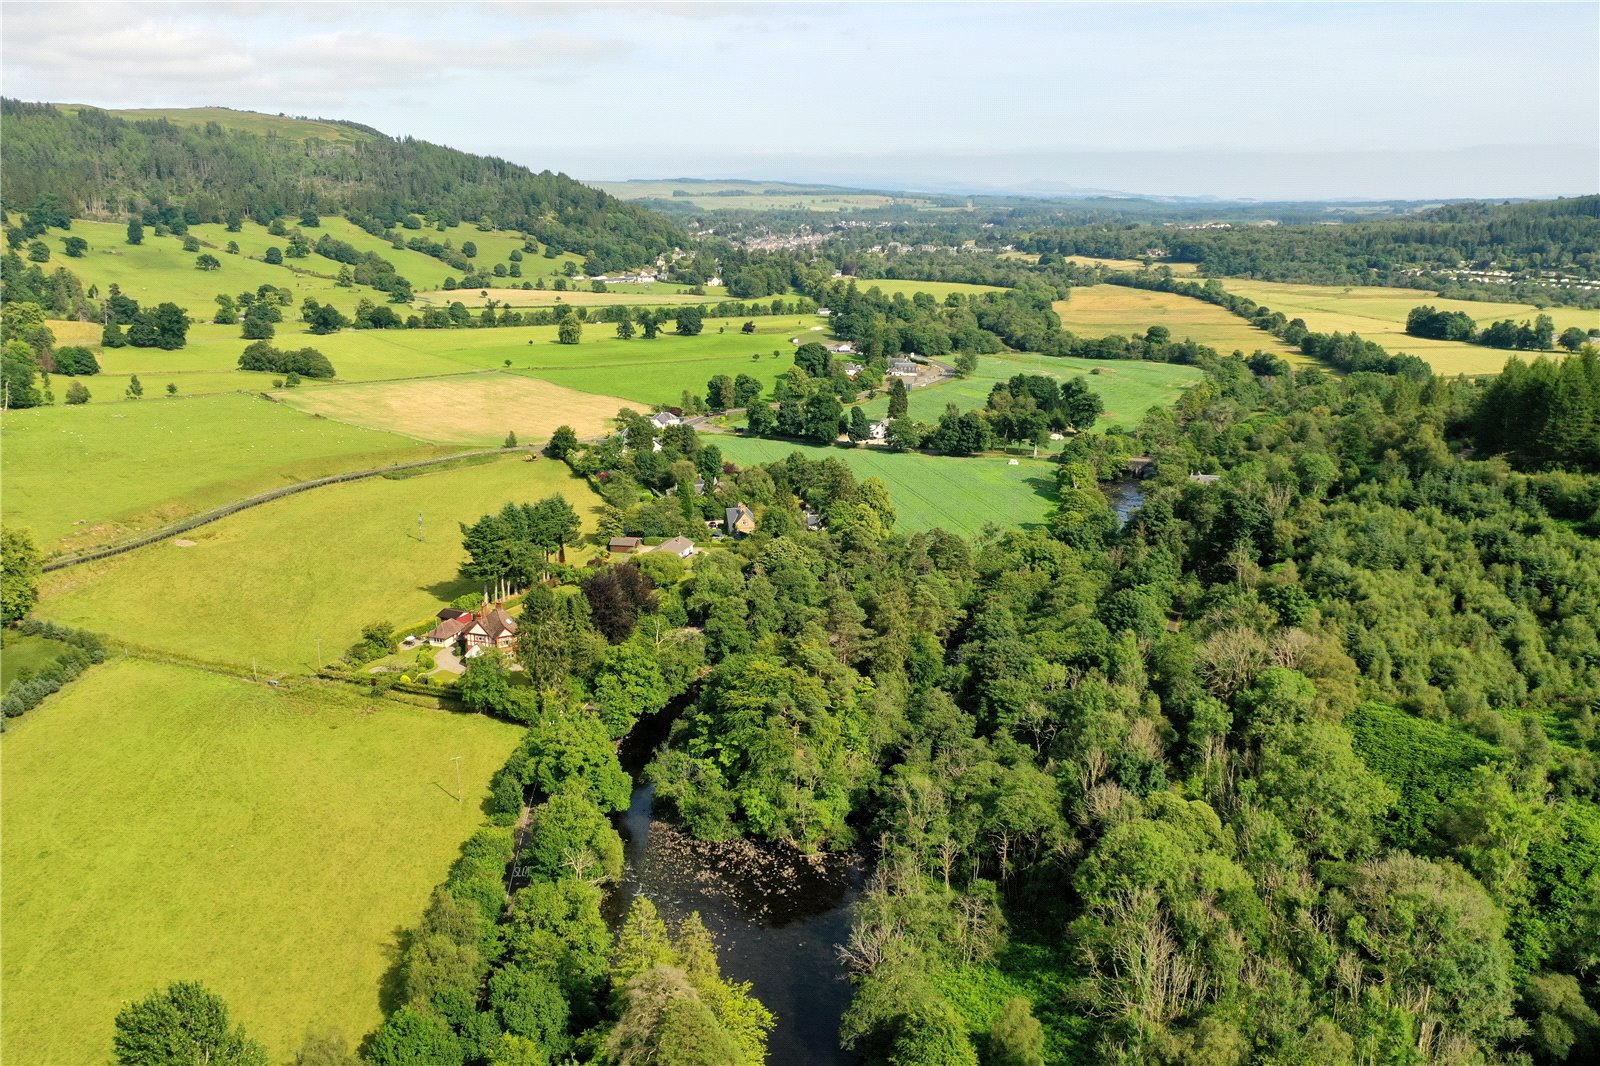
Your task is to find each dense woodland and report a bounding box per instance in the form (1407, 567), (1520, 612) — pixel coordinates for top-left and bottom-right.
(327, 344), (1600, 1066)
(0, 100), (684, 271)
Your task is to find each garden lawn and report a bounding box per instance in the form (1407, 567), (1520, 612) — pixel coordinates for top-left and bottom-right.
(37, 454), (604, 671)
(0, 392), (451, 552)
(280, 372), (638, 446)
(715, 435), (1057, 535)
(1053, 286), (1304, 362)
(858, 351), (1204, 431)
(0, 657), (521, 1066)
(1217, 279), (1600, 375)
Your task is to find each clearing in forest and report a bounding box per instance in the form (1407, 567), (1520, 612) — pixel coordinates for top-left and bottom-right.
(1052, 286), (1304, 362)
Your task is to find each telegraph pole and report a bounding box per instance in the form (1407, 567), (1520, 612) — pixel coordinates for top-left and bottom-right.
(452, 755), (463, 803)
(418, 512), (425, 543)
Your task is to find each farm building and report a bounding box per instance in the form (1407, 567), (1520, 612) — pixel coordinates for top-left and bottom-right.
(827, 342), (857, 355)
(726, 503), (757, 536)
(609, 536), (645, 554)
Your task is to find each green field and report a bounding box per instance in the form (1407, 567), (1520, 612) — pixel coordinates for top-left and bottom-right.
(79, 105), (375, 143)
(75, 315), (823, 406)
(859, 351), (1204, 431)
(416, 284), (729, 309)
(49, 220), (393, 317)
(0, 633), (71, 689)
(0, 658), (521, 1066)
(37, 455), (604, 671)
(0, 392), (450, 551)
(1218, 280), (1600, 375)
(841, 278), (1006, 301)
(714, 435), (1057, 535)
(1053, 286), (1305, 362)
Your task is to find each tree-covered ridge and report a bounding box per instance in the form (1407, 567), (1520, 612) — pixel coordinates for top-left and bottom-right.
(0, 100), (684, 271)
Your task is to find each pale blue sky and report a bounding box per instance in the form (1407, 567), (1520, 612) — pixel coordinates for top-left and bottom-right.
(3, 1), (1595, 199)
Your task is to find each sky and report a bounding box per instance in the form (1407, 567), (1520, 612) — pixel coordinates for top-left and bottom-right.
(2, 0), (1596, 201)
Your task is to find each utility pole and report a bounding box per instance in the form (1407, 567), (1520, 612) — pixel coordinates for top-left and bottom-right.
(452, 755), (463, 803)
(418, 512), (424, 543)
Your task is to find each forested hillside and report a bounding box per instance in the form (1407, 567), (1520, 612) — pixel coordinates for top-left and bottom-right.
(0, 100), (683, 270)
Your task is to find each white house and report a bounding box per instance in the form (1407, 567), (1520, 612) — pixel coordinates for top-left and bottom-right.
(815, 308), (832, 317)
(869, 419), (891, 441)
(651, 411), (682, 429)
(841, 362), (864, 379)
(651, 536), (697, 559)
(889, 359), (919, 380)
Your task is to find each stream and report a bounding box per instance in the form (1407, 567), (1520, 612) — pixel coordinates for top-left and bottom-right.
(609, 708), (866, 1064)
(1103, 477), (1148, 526)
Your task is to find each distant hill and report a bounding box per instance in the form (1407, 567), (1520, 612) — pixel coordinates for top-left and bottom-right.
(0, 100), (682, 271)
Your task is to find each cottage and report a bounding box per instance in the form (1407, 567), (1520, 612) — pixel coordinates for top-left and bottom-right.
(725, 503), (757, 536)
(650, 411), (682, 429)
(869, 419), (891, 441)
(802, 509), (826, 531)
(425, 608), (473, 647)
(841, 362), (864, 379)
(652, 536), (697, 559)
(462, 602), (518, 656)
(609, 536), (645, 554)
(815, 307), (832, 316)
(826, 342), (857, 355)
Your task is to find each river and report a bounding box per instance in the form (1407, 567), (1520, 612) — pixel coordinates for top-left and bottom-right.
(610, 709), (866, 1064)
(1103, 477), (1147, 526)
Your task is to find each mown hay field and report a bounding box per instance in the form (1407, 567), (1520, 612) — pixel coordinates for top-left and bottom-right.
(1052, 286), (1304, 361)
(1219, 279), (1600, 375)
(280, 372), (637, 446)
(37, 455), (603, 670)
(0, 658), (520, 1066)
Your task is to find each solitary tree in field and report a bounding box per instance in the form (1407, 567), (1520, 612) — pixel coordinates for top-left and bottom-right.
(126, 218), (143, 245)
(166, 383), (178, 397)
(66, 381), (91, 405)
(616, 318), (635, 340)
(126, 375), (143, 399)
(195, 253), (220, 271)
(557, 313), (582, 345)
(113, 980), (268, 1066)
(675, 305), (704, 336)
(63, 236), (88, 257)
(504, 431), (518, 448)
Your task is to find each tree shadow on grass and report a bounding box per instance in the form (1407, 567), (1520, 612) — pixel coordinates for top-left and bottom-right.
(376, 924), (414, 1016)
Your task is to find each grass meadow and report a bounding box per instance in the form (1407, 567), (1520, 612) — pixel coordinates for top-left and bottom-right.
(843, 278), (1006, 300)
(0, 658), (521, 1066)
(415, 285), (730, 309)
(0, 393), (449, 552)
(1218, 280), (1600, 375)
(1053, 286), (1305, 362)
(1065, 255), (1199, 274)
(37, 455), (604, 670)
(281, 372), (637, 446)
(0, 633), (71, 688)
(51, 221), (391, 317)
(714, 434), (1057, 535)
(859, 350), (1204, 431)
